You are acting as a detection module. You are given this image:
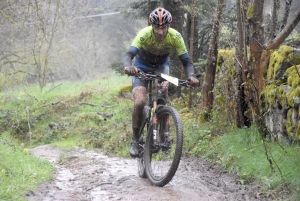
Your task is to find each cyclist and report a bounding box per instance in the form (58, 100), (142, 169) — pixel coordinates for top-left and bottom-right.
(123, 7), (200, 158)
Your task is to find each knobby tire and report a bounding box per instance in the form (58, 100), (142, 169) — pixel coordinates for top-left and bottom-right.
(144, 106), (183, 187)
(137, 106), (151, 178)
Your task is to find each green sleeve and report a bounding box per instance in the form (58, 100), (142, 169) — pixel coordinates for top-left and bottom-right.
(168, 28), (188, 56)
(131, 26), (152, 49)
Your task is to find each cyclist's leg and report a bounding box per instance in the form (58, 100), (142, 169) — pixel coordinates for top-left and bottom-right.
(129, 61), (148, 157)
(132, 59), (149, 140)
(132, 84), (147, 140)
(155, 61), (170, 104)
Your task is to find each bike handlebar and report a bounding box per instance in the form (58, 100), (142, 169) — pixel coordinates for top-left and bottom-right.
(136, 71), (192, 88)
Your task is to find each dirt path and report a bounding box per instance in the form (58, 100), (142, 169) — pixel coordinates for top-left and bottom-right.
(26, 145), (277, 201)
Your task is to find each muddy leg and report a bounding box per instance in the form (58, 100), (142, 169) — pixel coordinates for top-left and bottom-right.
(132, 86), (147, 141)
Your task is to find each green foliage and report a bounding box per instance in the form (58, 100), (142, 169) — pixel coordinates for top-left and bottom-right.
(217, 49), (235, 73)
(246, 3), (255, 20)
(0, 135), (53, 200)
(199, 126), (300, 199)
(287, 65), (300, 88)
(118, 84), (132, 97)
(261, 46), (300, 140)
(0, 72), (132, 147)
(206, 49), (236, 126)
(0, 71), (28, 92)
(1, 71), (300, 199)
(267, 45), (293, 82)
(183, 0), (216, 19)
(110, 62), (124, 75)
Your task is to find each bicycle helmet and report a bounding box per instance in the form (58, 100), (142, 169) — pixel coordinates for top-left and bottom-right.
(149, 7), (172, 27)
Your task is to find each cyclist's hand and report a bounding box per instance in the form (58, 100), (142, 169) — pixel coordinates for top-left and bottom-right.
(188, 76), (200, 87)
(158, 81), (169, 92)
(124, 66), (138, 76)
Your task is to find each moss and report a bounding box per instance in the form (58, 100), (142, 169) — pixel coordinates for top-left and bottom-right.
(217, 49), (235, 76)
(286, 87), (300, 107)
(260, 84), (278, 109)
(286, 108), (300, 139)
(244, 108), (252, 119)
(254, 45), (300, 140)
(217, 50), (235, 68)
(286, 109), (294, 137)
(118, 84), (132, 96)
(246, 3), (255, 20)
(297, 122), (300, 140)
(277, 86), (287, 107)
(267, 45), (293, 82)
(285, 65), (300, 106)
(286, 65), (300, 88)
(262, 66), (300, 108)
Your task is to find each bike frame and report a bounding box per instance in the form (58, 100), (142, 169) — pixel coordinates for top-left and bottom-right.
(136, 72), (192, 185)
(137, 72), (190, 146)
(138, 73), (165, 137)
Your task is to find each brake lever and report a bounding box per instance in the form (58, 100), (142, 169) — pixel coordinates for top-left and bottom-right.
(180, 80), (193, 88)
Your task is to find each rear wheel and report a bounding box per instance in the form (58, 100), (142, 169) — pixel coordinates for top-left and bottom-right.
(144, 106), (183, 186)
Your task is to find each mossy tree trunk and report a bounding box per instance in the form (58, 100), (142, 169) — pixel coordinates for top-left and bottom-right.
(241, 1), (300, 134)
(260, 5), (300, 91)
(201, 0), (226, 120)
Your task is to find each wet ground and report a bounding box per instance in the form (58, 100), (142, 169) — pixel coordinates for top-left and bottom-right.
(26, 144), (284, 201)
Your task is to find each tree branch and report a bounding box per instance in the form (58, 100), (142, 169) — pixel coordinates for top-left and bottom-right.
(264, 6), (300, 50)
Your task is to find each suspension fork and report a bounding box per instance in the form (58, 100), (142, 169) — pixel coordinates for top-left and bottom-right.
(149, 79), (158, 144)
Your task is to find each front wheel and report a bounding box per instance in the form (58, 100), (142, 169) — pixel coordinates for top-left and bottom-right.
(144, 106), (183, 187)
(137, 135), (146, 178)
(137, 106), (151, 178)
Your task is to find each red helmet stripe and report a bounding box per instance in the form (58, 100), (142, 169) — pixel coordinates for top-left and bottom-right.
(149, 7), (172, 27)
(156, 8), (164, 26)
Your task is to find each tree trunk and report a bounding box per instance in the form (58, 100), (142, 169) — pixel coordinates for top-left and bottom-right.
(246, 0), (265, 128)
(188, 0), (195, 108)
(201, 0), (226, 120)
(264, 6), (300, 50)
(280, 0), (293, 31)
(246, 1), (300, 134)
(233, 0), (248, 128)
(259, 5), (300, 92)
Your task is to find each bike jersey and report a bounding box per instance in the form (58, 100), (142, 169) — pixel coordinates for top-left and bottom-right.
(130, 26), (188, 66)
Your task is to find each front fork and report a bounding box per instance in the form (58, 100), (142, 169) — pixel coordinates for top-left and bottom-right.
(152, 105), (169, 147)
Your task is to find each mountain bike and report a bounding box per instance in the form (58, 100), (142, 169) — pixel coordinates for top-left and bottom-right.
(136, 71), (191, 187)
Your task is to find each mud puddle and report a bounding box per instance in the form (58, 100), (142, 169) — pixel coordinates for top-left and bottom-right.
(26, 144), (281, 201)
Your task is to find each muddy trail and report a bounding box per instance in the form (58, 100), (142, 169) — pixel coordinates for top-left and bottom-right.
(26, 144), (280, 201)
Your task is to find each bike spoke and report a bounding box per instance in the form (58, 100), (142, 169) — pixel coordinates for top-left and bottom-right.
(145, 106), (183, 186)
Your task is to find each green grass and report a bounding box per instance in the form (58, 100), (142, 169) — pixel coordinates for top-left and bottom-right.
(204, 126), (300, 200)
(0, 72), (133, 199)
(1, 72), (300, 200)
(0, 135), (54, 201)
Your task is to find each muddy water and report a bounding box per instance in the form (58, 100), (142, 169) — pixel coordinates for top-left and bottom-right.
(26, 145), (277, 201)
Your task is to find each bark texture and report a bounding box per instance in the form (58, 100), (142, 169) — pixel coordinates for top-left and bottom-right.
(201, 0), (226, 119)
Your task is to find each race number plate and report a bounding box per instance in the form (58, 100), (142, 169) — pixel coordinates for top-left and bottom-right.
(161, 73), (179, 86)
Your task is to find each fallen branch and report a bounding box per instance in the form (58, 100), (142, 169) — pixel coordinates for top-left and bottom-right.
(78, 102), (117, 108)
(78, 102), (99, 107)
